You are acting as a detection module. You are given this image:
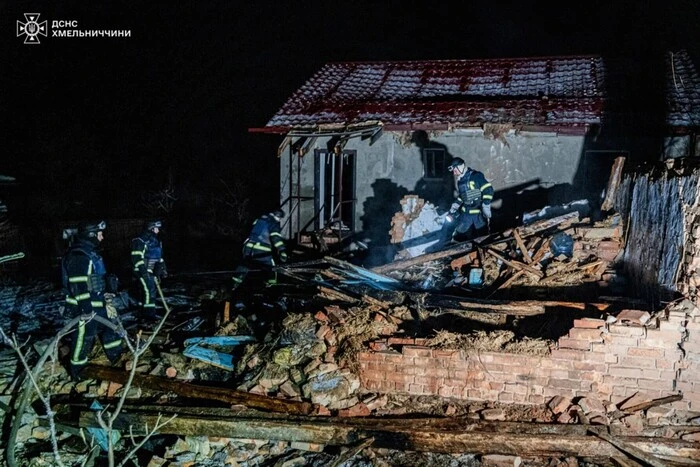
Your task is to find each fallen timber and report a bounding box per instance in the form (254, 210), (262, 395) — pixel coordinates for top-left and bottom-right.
(77, 407), (700, 463)
(82, 365), (315, 415)
(417, 294), (611, 316)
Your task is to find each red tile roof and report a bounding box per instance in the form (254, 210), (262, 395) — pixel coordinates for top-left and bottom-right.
(252, 51), (700, 133)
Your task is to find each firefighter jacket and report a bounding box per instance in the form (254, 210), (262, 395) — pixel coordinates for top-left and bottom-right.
(131, 230), (164, 277)
(62, 237), (107, 316)
(242, 214), (287, 265)
(454, 168), (494, 216)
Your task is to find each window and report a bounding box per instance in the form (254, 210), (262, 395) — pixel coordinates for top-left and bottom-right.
(422, 148), (447, 180)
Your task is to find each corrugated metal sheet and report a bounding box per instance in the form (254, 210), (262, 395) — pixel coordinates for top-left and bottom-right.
(256, 51), (700, 132)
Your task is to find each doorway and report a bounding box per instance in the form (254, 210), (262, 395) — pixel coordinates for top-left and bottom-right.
(314, 149), (356, 232)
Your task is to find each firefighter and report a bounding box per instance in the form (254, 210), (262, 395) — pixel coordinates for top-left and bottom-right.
(131, 219), (167, 318)
(232, 209), (287, 290)
(437, 157), (494, 247)
(62, 220), (123, 381)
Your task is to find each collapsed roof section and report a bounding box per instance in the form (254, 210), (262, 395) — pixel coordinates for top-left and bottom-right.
(250, 50), (700, 134)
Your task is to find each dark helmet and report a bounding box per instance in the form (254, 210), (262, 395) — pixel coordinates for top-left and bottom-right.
(145, 220), (162, 232)
(270, 209), (285, 220)
(447, 157), (465, 171)
(78, 220), (106, 239)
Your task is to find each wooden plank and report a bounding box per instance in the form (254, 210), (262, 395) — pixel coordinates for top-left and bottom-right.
(512, 229), (533, 264)
(81, 365), (315, 415)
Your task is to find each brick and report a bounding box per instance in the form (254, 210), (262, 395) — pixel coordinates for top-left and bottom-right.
(407, 383), (424, 394)
(402, 346), (432, 358)
(646, 329), (684, 343)
(387, 337), (415, 345)
(603, 335), (639, 347)
(659, 320), (684, 332)
(361, 370), (387, 381)
(558, 338), (592, 351)
(433, 349), (460, 358)
(637, 378), (674, 391)
(573, 318), (605, 329)
(548, 395), (572, 414)
(412, 357), (432, 367)
(338, 402), (371, 418)
(569, 328), (604, 341)
(550, 348), (587, 360)
(369, 341), (389, 351)
(573, 361), (607, 372)
(618, 356), (657, 369)
(386, 373), (414, 384)
(358, 352), (384, 362)
(549, 378), (585, 390)
(626, 347), (665, 358)
(290, 441), (324, 452)
(609, 325), (646, 337)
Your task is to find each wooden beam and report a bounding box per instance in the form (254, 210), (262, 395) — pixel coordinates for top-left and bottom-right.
(485, 248), (544, 279)
(518, 212), (579, 238)
(589, 428), (667, 467)
(418, 294), (610, 315)
(601, 156), (626, 212)
(77, 410), (700, 461)
(81, 365), (315, 416)
(512, 229), (533, 264)
(371, 241), (474, 274)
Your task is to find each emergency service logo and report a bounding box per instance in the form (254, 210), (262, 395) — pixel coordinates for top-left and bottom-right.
(17, 13), (47, 44)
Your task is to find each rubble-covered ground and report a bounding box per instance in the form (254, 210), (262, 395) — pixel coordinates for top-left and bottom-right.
(0, 208), (696, 466)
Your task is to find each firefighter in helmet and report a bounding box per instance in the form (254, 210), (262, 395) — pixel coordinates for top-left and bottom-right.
(62, 220), (123, 381)
(131, 219), (167, 318)
(437, 157), (494, 247)
(232, 209), (287, 290)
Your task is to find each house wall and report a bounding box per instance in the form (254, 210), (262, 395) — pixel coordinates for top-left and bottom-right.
(280, 129), (589, 239)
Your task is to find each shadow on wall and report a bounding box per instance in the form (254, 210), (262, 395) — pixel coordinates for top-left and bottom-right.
(360, 179), (409, 268)
(410, 130), (455, 212)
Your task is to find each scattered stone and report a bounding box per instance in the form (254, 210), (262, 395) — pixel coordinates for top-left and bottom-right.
(290, 441), (324, 452)
(548, 395), (571, 415)
(338, 402), (371, 417)
(166, 367), (178, 378)
(577, 397), (605, 415)
(480, 408), (506, 421)
(281, 456), (306, 467)
(481, 454), (522, 466)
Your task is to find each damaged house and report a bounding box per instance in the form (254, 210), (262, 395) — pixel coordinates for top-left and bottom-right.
(250, 50), (700, 265)
(5, 52), (700, 466)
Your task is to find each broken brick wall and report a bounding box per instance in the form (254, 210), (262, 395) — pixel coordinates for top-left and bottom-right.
(359, 302), (700, 410)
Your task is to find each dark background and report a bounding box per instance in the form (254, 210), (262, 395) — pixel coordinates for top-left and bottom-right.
(1, 0), (699, 274)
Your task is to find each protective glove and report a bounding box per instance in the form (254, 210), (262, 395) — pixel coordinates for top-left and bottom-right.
(481, 204), (492, 219)
(450, 202), (461, 213)
(153, 260), (168, 279)
(104, 293), (118, 319)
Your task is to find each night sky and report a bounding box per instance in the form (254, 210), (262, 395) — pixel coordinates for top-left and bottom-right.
(2, 0), (699, 265)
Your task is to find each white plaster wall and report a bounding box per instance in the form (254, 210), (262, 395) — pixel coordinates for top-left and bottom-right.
(280, 131), (587, 237)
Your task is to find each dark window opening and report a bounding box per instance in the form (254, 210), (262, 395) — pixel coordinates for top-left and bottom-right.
(422, 148), (447, 180)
